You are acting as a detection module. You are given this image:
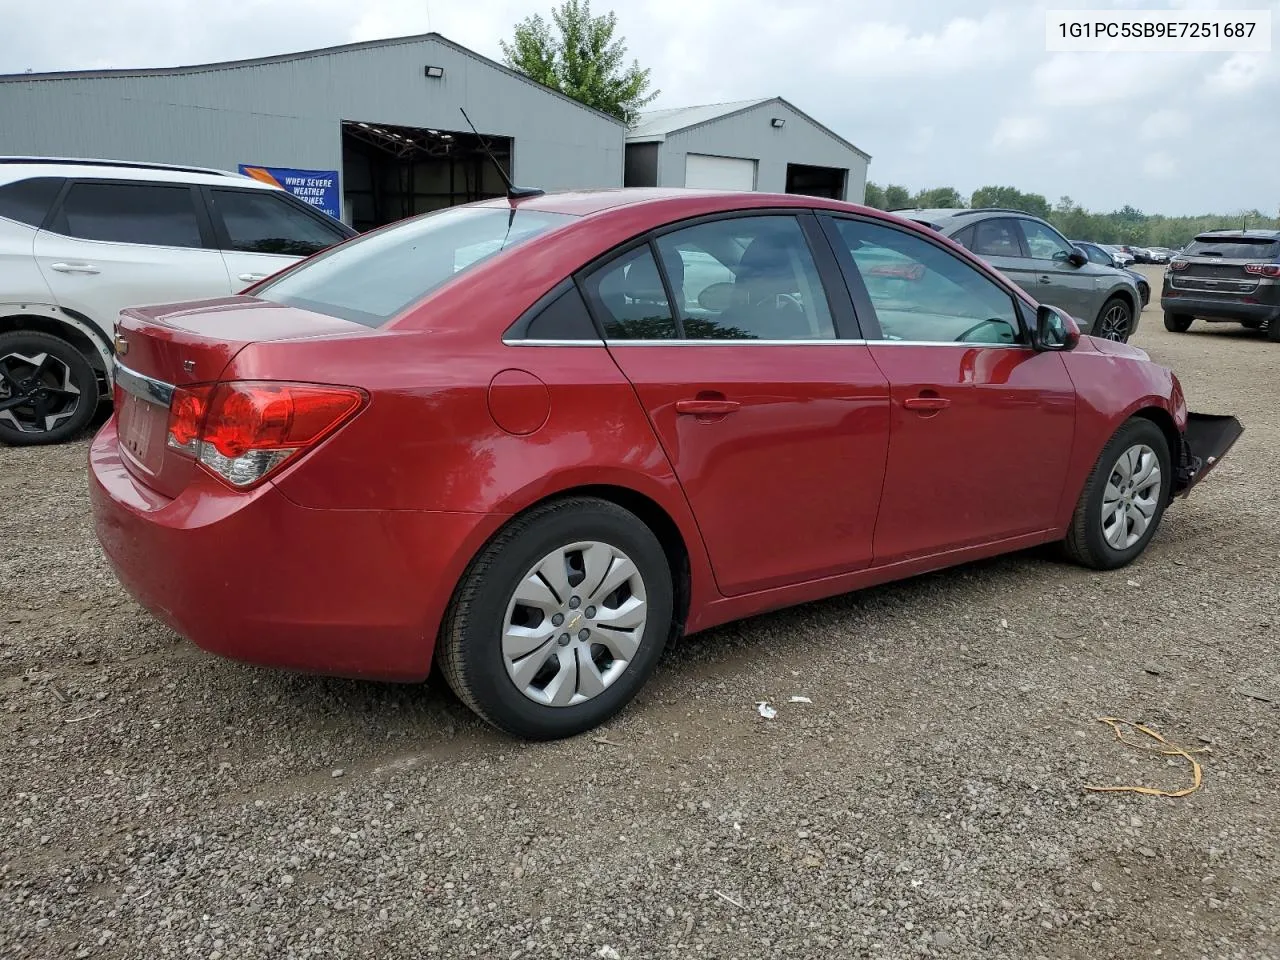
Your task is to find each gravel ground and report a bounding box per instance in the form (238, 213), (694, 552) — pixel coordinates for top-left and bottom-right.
(2, 265), (1278, 960)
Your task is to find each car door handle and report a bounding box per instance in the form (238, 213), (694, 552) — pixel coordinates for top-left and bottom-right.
(49, 262), (99, 275)
(903, 396), (951, 411)
(1037, 275), (1052, 284)
(238, 273), (269, 282)
(675, 398), (740, 416)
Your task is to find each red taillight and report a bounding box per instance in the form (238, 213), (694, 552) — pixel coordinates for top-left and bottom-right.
(164, 381), (366, 488)
(1244, 263), (1280, 277)
(1169, 259), (1189, 271)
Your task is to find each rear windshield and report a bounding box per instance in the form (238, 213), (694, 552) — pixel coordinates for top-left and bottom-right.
(1183, 236), (1280, 259)
(256, 206), (576, 326)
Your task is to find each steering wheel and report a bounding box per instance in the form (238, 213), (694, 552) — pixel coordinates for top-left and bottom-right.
(772, 292), (804, 314)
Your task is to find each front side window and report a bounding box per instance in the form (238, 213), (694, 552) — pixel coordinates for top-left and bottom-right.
(1080, 243), (1111, 266)
(52, 181), (203, 248)
(256, 206), (575, 327)
(970, 218), (1024, 259)
(210, 189), (347, 257)
(1019, 219), (1075, 262)
(652, 215), (836, 340)
(832, 218), (1022, 345)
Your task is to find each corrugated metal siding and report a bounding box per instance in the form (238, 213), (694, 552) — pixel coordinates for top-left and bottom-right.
(0, 37), (624, 191)
(656, 101), (868, 202)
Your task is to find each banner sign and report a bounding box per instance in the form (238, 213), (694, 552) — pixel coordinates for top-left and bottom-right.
(238, 164), (341, 220)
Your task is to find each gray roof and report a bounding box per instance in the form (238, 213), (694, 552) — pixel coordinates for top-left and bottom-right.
(628, 96), (869, 159)
(627, 99), (771, 140)
(0, 33), (627, 126)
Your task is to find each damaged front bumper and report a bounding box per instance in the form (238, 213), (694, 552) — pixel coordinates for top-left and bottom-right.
(1172, 412), (1244, 498)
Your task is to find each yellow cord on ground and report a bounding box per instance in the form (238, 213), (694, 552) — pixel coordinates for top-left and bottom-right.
(1083, 717), (1208, 798)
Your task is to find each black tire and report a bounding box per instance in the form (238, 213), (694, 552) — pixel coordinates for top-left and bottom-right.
(1268, 319), (1280, 343)
(437, 496), (673, 740)
(1163, 312), (1193, 333)
(1241, 320), (1262, 330)
(1094, 296), (1133, 342)
(0, 330), (99, 446)
(1064, 418), (1172, 571)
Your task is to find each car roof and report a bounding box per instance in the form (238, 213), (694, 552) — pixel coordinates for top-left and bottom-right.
(1192, 228), (1280, 240)
(889, 207), (1046, 231)
(0, 157), (275, 189)
(472, 187), (880, 219)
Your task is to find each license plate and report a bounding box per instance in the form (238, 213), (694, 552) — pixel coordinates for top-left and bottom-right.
(119, 393), (163, 467)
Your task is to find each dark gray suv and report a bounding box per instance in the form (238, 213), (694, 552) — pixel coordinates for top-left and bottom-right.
(895, 208), (1143, 342)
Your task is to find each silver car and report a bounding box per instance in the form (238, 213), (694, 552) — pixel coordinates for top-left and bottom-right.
(894, 208), (1143, 342)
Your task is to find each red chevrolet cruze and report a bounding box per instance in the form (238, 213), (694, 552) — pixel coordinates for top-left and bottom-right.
(89, 189), (1241, 740)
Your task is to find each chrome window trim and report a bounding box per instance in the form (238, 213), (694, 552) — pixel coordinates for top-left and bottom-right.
(502, 337), (1028, 348)
(113, 358), (174, 405)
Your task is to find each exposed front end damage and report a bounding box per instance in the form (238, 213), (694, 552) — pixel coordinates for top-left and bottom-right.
(1172, 412), (1244, 499)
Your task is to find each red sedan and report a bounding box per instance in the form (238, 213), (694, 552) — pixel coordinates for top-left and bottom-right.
(89, 189), (1241, 740)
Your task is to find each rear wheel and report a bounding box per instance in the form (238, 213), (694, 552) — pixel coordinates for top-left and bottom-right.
(1163, 312), (1193, 333)
(437, 496), (673, 740)
(1095, 297), (1133, 342)
(0, 330), (99, 446)
(1064, 418), (1172, 570)
(1269, 319), (1280, 343)
(1241, 320), (1262, 330)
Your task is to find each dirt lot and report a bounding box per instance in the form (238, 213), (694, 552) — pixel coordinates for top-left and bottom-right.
(1, 265), (1277, 960)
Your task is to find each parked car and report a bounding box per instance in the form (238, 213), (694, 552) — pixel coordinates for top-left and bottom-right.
(898, 208), (1142, 342)
(89, 189), (1241, 740)
(1163, 229), (1280, 339)
(1146, 247), (1174, 264)
(1072, 242), (1151, 307)
(0, 157), (356, 445)
(1100, 244), (1135, 267)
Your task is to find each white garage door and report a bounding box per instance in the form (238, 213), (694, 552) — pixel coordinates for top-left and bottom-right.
(684, 154), (757, 191)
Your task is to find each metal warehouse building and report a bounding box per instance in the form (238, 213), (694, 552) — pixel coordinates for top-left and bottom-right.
(0, 34), (626, 230)
(624, 98), (869, 203)
(0, 35), (871, 228)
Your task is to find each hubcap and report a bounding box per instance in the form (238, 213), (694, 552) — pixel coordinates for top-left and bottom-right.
(502, 541), (648, 707)
(1101, 444), (1161, 550)
(0, 351), (81, 433)
(1100, 304), (1130, 342)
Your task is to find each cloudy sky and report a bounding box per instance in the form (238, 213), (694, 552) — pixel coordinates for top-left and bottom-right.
(2, 0), (1276, 215)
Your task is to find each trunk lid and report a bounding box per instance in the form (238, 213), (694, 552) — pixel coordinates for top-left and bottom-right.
(1171, 234), (1280, 298)
(112, 296), (369, 497)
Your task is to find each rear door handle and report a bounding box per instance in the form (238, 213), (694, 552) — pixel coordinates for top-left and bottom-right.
(903, 396), (951, 411)
(238, 273), (269, 283)
(1037, 275), (1052, 284)
(675, 398), (740, 416)
(50, 262), (99, 275)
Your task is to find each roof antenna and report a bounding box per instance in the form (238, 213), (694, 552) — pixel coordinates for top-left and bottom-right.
(459, 108), (544, 201)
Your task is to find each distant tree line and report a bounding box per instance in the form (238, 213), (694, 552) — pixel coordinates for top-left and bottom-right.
(862, 182), (1280, 248)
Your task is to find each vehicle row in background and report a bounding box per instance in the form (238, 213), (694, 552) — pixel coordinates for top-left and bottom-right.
(0, 157), (356, 445)
(1071, 241), (1151, 308)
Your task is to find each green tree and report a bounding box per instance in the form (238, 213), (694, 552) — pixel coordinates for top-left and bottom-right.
(913, 186), (966, 209)
(970, 185), (1051, 220)
(501, 0), (658, 124)
(882, 184), (913, 210)
(862, 182), (887, 209)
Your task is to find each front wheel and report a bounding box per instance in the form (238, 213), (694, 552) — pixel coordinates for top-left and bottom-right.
(1064, 418), (1172, 570)
(1163, 312), (1193, 333)
(0, 330), (100, 446)
(1095, 297), (1133, 342)
(437, 497), (674, 740)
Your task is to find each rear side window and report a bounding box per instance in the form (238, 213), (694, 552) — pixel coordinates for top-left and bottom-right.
(209, 188), (348, 257)
(255, 206), (574, 328)
(52, 181), (204, 248)
(523, 285), (600, 340)
(582, 246), (677, 340)
(0, 177), (64, 227)
(970, 218), (1024, 258)
(1184, 236), (1280, 259)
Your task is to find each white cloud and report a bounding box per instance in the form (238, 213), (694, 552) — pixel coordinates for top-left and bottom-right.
(1205, 53), (1273, 94)
(991, 116), (1048, 150)
(1144, 151), (1177, 179)
(1139, 109), (1189, 141)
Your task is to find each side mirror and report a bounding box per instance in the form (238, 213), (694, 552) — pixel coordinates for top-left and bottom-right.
(1066, 248), (1088, 268)
(1034, 304), (1081, 352)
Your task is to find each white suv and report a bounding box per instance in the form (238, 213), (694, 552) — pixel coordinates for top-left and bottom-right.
(0, 157), (355, 445)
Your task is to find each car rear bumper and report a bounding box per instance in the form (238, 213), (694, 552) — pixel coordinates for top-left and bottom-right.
(1161, 292), (1280, 323)
(1173, 412), (1243, 498)
(88, 419), (500, 681)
